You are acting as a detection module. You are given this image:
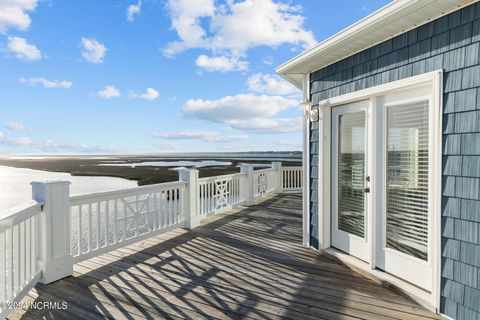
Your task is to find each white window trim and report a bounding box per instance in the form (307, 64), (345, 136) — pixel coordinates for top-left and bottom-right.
(314, 70), (443, 310)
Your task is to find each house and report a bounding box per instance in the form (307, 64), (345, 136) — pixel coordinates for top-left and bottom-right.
(277, 1), (480, 319)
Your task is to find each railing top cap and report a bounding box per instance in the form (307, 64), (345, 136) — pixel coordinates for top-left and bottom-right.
(31, 180), (71, 186)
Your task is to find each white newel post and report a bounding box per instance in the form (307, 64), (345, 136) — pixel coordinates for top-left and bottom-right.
(271, 162), (282, 193)
(31, 181), (73, 284)
(179, 169), (200, 229)
(240, 164), (254, 205)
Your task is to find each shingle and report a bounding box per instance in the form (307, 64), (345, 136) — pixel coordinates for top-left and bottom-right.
(461, 65), (480, 89)
(473, 20), (480, 43)
(392, 33), (408, 51)
(409, 38), (431, 62)
(444, 155), (463, 175)
(425, 54), (443, 72)
(454, 111), (479, 133)
(444, 113), (455, 133)
(431, 31), (451, 55)
(443, 258), (455, 279)
(443, 217), (456, 238)
(461, 4), (476, 24)
(461, 133), (480, 155)
(464, 42), (480, 67)
(460, 241), (480, 266)
(398, 64), (412, 79)
(448, 9), (462, 29)
(444, 134), (462, 155)
(454, 261), (478, 288)
(443, 175), (456, 197)
(444, 92), (456, 113)
(433, 16), (449, 35)
(455, 219), (479, 243)
(410, 59), (426, 76)
(455, 89), (477, 112)
(455, 177), (480, 200)
(450, 23), (472, 50)
(461, 199), (480, 222)
(445, 70), (463, 92)
(440, 297), (457, 320)
(457, 305), (480, 320)
(444, 238), (461, 260)
(444, 47), (465, 71)
(443, 197), (461, 218)
(464, 286), (480, 312)
(417, 22), (434, 40)
(463, 156), (480, 178)
(442, 279), (465, 304)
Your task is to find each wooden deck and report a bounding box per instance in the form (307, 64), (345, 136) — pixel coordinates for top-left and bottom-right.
(9, 193), (441, 320)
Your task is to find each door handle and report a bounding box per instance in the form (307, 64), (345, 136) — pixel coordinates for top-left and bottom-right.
(364, 187), (370, 193)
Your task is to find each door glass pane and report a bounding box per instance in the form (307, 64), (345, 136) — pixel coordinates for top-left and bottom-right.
(338, 111), (365, 238)
(386, 101), (429, 261)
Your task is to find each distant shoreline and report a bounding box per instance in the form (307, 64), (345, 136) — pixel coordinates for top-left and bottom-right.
(0, 153), (302, 186)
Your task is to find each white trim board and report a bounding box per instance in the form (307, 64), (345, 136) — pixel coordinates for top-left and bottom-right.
(315, 70), (443, 310)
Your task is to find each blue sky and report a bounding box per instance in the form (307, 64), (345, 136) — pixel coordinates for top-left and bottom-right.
(0, 0), (390, 154)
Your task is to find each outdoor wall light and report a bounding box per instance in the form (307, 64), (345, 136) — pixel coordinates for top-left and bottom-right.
(302, 100), (318, 122)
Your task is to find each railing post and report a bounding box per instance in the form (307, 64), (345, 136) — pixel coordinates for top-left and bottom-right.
(271, 162), (282, 193)
(31, 181), (73, 284)
(179, 169), (200, 229)
(240, 164), (254, 205)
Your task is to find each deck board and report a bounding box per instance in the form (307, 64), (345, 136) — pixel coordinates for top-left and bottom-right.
(8, 193), (441, 320)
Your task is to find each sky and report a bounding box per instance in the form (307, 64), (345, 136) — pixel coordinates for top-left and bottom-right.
(0, 0), (390, 155)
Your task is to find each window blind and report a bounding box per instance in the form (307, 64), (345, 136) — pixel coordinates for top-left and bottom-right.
(386, 101), (429, 261)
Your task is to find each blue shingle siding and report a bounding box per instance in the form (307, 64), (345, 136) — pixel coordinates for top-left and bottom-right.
(308, 3), (480, 319)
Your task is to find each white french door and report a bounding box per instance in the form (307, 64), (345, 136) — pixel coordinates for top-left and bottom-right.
(331, 86), (434, 291)
(331, 100), (370, 262)
(374, 86), (433, 291)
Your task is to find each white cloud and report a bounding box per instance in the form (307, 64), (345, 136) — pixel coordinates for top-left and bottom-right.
(19, 77), (72, 89)
(8, 137), (33, 146)
(7, 36), (41, 61)
(155, 141), (180, 151)
(126, 1), (141, 22)
(195, 54), (248, 72)
(0, 0), (37, 33)
(182, 93), (301, 133)
(247, 73), (298, 96)
(97, 85), (121, 99)
(0, 131), (4, 141)
(6, 121), (31, 131)
(81, 37), (107, 64)
(164, 0), (316, 72)
(227, 117), (301, 133)
(129, 87), (159, 101)
(183, 93), (298, 122)
(150, 130), (248, 143)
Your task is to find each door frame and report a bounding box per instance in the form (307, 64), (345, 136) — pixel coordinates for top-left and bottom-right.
(314, 70), (443, 310)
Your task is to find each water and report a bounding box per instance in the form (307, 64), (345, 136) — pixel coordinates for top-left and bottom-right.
(0, 165), (138, 214)
(98, 160), (232, 168)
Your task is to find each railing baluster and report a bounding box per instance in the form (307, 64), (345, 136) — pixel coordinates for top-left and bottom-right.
(7, 228), (13, 299)
(0, 230), (5, 304)
(20, 221), (25, 287)
(14, 224), (20, 295)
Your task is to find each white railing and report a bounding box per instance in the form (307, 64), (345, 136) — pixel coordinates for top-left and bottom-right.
(253, 168), (278, 198)
(198, 173), (245, 216)
(70, 181), (185, 263)
(0, 202), (42, 319)
(0, 161), (302, 319)
(282, 166), (303, 191)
